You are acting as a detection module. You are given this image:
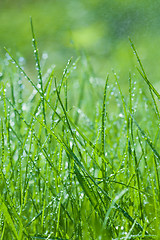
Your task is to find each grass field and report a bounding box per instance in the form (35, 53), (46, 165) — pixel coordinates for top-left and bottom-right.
(0, 20), (160, 239)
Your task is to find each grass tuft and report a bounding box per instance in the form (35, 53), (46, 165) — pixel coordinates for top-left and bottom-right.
(0, 25), (159, 239)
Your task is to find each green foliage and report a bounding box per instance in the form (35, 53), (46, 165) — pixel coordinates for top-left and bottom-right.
(1, 0), (160, 84)
(0, 21), (160, 239)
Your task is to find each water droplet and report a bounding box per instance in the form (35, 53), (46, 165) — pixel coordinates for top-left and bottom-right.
(6, 53), (12, 60)
(19, 57), (25, 64)
(18, 80), (22, 85)
(80, 193), (84, 199)
(18, 99), (22, 103)
(42, 52), (48, 60)
(22, 103), (27, 111)
(37, 84), (41, 89)
(119, 113), (124, 118)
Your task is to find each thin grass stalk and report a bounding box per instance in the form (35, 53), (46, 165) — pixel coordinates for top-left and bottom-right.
(4, 48), (63, 123)
(30, 18), (47, 130)
(3, 87), (13, 173)
(101, 75), (109, 182)
(130, 114), (144, 224)
(131, 115), (160, 161)
(51, 57), (73, 121)
(129, 38), (160, 100)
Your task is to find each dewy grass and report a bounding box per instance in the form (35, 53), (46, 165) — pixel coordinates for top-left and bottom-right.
(0, 20), (160, 239)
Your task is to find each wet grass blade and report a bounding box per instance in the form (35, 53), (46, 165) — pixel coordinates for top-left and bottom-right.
(129, 38), (160, 100)
(131, 114), (160, 161)
(0, 197), (19, 240)
(30, 17), (47, 127)
(4, 48), (62, 122)
(68, 116), (114, 170)
(101, 75), (109, 179)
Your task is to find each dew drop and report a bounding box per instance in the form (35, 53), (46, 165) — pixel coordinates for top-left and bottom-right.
(42, 53), (48, 60)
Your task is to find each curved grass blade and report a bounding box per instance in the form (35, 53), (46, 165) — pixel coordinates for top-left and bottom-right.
(68, 116), (114, 170)
(137, 68), (160, 100)
(97, 179), (152, 197)
(131, 114), (160, 161)
(54, 77), (83, 160)
(0, 195), (19, 240)
(4, 48), (62, 122)
(52, 57), (80, 121)
(74, 165), (103, 215)
(129, 38), (160, 100)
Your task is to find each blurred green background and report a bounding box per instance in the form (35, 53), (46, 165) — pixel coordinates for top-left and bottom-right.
(1, 0), (160, 90)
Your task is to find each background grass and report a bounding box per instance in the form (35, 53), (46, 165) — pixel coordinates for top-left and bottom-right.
(0, 1), (160, 239)
(1, 0), (160, 89)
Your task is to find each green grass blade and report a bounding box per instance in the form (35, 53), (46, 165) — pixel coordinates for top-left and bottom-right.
(4, 48), (62, 122)
(129, 38), (160, 100)
(68, 116), (113, 170)
(131, 114), (160, 161)
(30, 17), (47, 127)
(101, 75), (109, 179)
(137, 68), (160, 100)
(0, 196), (19, 240)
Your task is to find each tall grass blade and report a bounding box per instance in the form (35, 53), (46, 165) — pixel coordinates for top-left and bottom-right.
(0, 197), (19, 240)
(131, 114), (160, 161)
(30, 17), (47, 127)
(101, 75), (109, 180)
(4, 48), (62, 121)
(129, 38), (160, 100)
